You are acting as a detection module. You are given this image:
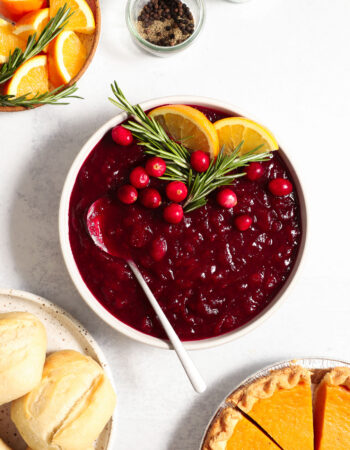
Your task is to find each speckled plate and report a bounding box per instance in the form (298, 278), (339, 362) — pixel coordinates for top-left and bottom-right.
(0, 288), (117, 450)
(200, 357), (350, 449)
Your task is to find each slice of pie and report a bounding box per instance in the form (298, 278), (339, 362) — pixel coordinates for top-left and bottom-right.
(202, 407), (279, 450)
(226, 366), (314, 450)
(314, 367), (350, 449)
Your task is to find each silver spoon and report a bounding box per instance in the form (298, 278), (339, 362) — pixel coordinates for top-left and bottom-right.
(86, 197), (206, 393)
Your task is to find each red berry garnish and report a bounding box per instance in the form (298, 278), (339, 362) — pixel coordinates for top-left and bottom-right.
(117, 184), (138, 204)
(111, 125), (133, 146)
(145, 157), (166, 177)
(190, 150), (210, 173)
(246, 162), (264, 181)
(268, 178), (293, 196)
(140, 188), (162, 208)
(234, 214), (253, 231)
(150, 236), (167, 261)
(163, 203), (183, 224)
(216, 188), (237, 208)
(165, 181), (188, 202)
(129, 166), (149, 189)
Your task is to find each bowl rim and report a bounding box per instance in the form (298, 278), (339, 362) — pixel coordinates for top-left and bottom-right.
(0, 0), (101, 113)
(125, 0), (205, 54)
(59, 95), (308, 351)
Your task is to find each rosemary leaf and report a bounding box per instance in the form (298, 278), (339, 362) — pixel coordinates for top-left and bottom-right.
(0, 84), (82, 108)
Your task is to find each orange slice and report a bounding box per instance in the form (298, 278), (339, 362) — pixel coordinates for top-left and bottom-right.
(0, 0), (45, 21)
(13, 8), (49, 43)
(48, 30), (87, 87)
(214, 117), (279, 156)
(5, 54), (48, 98)
(149, 105), (220, 158)
(50, 0), (95, 34)
(0, 19), (26, 64)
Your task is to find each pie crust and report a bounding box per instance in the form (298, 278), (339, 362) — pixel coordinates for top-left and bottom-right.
(203, 366), (311, 450)
(320, 366), (350, 387)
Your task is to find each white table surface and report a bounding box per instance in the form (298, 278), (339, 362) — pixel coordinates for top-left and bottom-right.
(1, 0), (350, 448)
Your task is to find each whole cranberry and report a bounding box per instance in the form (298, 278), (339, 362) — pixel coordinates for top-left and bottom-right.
(111, 125), (133, 146)
(117, 184), (138, 204)
(246, 162), (264, 181)
(145, 157), (166, 177)
(163, 203), (184, 224)
(129, 166), (149, 189)
(268, 178), (293, 196)
(150, 236), (168, 261)
(190, 150), (210, 172)
(216, 188), (237, 208)
(234, 214), (253, 231)
(165, 181), (188, 202)
(140, 188), (162, 208)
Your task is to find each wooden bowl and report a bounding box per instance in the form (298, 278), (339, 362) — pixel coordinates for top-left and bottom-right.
(0, 0), (101, 112)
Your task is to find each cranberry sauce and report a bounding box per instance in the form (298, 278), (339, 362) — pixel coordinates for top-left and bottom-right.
(69, 106), (302, 341)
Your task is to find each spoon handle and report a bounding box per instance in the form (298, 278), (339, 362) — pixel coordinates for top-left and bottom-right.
(128, 260), (206, 394)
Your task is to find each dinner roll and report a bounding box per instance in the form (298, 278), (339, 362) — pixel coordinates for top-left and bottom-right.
(12, 350), (116, 450)
(0, 439), (12, 450)
(0, 312), (47, 405)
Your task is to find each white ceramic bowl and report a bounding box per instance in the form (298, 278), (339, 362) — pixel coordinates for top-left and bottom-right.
(59, 96), (308, 351)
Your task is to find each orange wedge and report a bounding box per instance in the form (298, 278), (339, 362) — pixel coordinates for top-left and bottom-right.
(5, 54), (48, 98)
(149, 105), (220, 158)
(13, 8), (49, 43)
(214, 117), (279, 156)
(0, 0), (45, 21)
(50, 0), (95, 34)
(48, 30), (87, 87)
(0, 19), (26, 64)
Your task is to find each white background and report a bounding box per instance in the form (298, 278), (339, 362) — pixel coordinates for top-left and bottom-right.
(1, 0), (350, 448)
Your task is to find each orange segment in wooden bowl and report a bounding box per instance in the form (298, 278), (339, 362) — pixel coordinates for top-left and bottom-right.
(48, 30), (87, 87)
(0, 0), (45, 21)
(0, 19), (26, 64)
(4, 54), (48, 98)
(13, 8), (49, 43)
(50, 0), (95, 34)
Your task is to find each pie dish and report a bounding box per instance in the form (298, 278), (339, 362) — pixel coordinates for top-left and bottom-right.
(59, 96), (307, 350)
(202, 360), (350, 450)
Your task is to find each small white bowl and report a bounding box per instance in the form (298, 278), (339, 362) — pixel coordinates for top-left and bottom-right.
(59, 96), (308, 351)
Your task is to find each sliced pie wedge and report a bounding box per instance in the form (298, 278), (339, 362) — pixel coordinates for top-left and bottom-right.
(203, 407), (279, 450)
(227, 366), (314, 450)
(314, 367), (350, 449)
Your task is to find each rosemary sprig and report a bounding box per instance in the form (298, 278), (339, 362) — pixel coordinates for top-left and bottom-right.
(184, 145), (270, 212)
(109, 82), (273, 212)
(0, 84), (82, 107)
(109, 82), (191, 181)
(0, 4), (73, 85)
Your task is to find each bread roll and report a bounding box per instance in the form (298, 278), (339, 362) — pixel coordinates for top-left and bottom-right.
(0, 439), (12, 450)
(0, 312), (47, 405)
(12, 350), (116, 450)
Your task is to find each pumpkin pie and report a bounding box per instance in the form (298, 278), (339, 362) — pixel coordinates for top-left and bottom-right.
(204, 366), (314, 450)
(227, 366), (314, 450)
(314, 367), (350, 449)
(202, 407), (279, 450)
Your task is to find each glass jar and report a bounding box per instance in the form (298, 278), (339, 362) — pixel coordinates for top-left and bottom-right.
(126, 0), (205, 57)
